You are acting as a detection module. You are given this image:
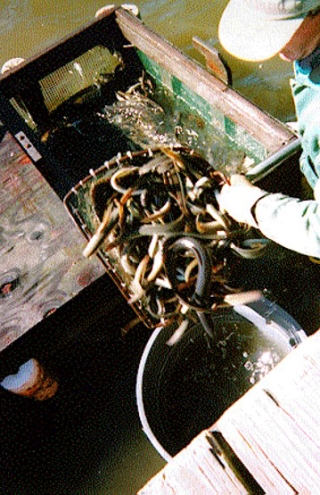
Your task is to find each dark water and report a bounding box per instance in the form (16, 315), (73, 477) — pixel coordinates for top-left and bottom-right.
(141, 316), (294, 458)
(0, 277), (166, 495)
(0, 1), (310, 494)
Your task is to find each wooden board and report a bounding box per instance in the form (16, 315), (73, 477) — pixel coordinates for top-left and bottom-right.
(216, 330), (320, 494)
(138, 330), (320, 494)
(0, 132), (103, 352)
(138, 429), (256, 494)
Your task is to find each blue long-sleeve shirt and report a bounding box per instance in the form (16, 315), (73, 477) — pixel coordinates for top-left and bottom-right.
(253, 47), (320, 257)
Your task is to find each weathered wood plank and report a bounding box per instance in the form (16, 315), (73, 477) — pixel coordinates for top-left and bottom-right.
(138, 431), (249, 495)
(216, 330), (320, 494)
(0, 132), (103, 351)
(138, 331), (320, 494)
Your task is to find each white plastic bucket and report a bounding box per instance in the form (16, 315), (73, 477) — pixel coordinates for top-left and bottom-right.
(136, 298), (306, 461)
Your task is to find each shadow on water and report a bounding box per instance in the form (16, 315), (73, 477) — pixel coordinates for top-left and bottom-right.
(0, 302), (165, 495)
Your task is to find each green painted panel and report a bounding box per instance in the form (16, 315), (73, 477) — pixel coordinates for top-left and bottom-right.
(225, 118), (267, 161)
(137, 49), (267, 163)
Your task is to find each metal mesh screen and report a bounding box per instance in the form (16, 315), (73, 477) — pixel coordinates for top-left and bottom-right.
(39, 45), (119, 113)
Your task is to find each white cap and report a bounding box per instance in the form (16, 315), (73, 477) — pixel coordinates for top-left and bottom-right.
(219, 0), (320, 61)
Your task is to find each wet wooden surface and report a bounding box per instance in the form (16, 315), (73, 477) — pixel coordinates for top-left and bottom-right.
(138, 329), (320, 494)
(0, 131), (104, 352)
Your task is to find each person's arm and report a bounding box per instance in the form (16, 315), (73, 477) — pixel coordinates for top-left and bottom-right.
(219, 175), (320, 257)
(253, 192), (320, 257)
(219, 48), (320, 257)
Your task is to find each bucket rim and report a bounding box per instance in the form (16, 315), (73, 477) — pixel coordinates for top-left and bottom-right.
(136, 324), (173, 462)
(136, 298), (307, 461)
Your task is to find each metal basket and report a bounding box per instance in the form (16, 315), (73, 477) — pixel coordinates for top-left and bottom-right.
(64, 147), (180, 327)
(63, 144), (275, 330)
(63, 146), (237, 328)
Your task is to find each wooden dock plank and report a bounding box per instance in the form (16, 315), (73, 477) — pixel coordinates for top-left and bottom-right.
(217, 331), (320, 494)
(138, 331), (320, 494)
(138, 431), (249, 495)
(0, 132), (103, 351)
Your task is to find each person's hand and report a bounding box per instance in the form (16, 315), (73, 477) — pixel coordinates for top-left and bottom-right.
(218, 174), (268, 227)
